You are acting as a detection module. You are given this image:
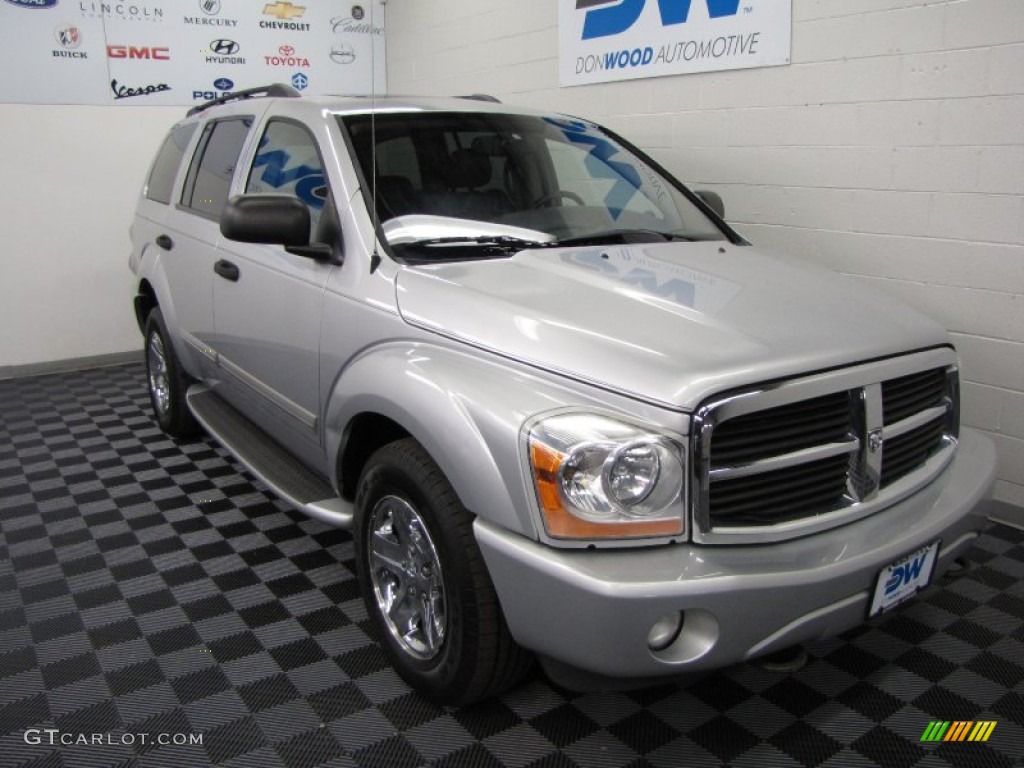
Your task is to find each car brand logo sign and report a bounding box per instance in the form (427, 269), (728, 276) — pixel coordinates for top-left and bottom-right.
(330, 43), (355, 64)
(108, 45), (170, 60)
(291, 72), (308, 90)
(351, 4), (364, 20)
(55, 23), (81, 48)
(199, 0), (219, 14)
(4, 0), (59, 7)
(210, 38), (239, 55)
(264, 1), (304, 19)
(279, 44), (295, 56)
(213, 77), (234, 90)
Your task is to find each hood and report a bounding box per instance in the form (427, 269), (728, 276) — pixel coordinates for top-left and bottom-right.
(395, 242), (949, 410)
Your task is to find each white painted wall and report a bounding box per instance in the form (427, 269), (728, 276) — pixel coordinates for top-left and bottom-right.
(0, 104), (181, 369)
(387, 0), (1024, 505)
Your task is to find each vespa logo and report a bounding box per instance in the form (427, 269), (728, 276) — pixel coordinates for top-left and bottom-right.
(884, 552), (929, 597)
(578, 0), (741, 40)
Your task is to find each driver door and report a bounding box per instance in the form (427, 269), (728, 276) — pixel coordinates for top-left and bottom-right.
(212, 118), (335, 455)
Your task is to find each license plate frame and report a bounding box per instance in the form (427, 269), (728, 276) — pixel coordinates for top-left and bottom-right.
(868, 540), (940, 617)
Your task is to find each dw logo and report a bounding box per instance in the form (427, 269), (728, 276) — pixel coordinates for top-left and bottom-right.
(578, 0), (742, 40)
(884, 552), (929, 596)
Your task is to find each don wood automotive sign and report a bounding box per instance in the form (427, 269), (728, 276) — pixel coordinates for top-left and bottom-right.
(560, 0), (791, 86)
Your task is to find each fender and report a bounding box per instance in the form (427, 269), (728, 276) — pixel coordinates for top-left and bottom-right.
(134, 246), (201, 379)
(323, 342), (621, 539)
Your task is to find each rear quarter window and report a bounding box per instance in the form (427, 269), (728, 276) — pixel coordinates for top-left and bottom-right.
(146, 123), (197, 205)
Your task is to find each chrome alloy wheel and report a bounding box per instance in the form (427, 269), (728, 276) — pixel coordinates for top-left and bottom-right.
(367, 495), (447, 660)
(147, 332), (171, 418)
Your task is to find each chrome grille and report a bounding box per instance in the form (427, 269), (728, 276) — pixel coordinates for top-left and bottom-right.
(692, 349), (959, 544)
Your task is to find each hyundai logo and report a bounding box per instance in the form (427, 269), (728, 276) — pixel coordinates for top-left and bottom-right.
(209, 39), (239, 55)
(213, 77), (234, 90)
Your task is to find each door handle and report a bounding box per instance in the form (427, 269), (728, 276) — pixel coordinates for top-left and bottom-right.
(155, 234), (174, 251)
(214, 259), (240, 282)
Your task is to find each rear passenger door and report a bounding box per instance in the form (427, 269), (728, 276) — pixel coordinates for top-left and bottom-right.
(212, 118), (334, 453)
(164, 116), (254, 377)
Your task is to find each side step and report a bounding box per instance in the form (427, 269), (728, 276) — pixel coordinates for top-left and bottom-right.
(186, 385), (353, 528)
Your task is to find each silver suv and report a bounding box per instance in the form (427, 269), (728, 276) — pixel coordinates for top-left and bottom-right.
(130, 84), (996, 704)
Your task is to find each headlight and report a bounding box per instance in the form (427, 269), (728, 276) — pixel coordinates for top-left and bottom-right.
(528, 414), (685, 540)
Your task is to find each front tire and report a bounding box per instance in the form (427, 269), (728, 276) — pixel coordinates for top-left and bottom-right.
(354, 439), (531, 705)
(144, 308), (200, 438)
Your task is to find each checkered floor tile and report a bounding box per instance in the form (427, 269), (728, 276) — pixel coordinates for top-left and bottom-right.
(1, 364), (1022, 768)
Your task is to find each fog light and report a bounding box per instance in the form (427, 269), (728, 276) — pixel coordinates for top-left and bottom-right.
(647, 611), (683, 651)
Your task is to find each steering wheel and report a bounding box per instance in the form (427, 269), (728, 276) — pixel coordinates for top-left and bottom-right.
(531, 190), (585, 209)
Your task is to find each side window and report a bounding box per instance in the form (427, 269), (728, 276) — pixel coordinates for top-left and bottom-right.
(146, 123), (196, 204)
(181, 118), (252, 220)
(246, 120), (327, 237)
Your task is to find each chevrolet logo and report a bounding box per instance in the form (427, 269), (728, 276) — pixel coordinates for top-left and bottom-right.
(264, 1), (305, 19)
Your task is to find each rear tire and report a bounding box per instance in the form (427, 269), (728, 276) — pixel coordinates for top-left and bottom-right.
(144, 308), (200, 438)
(354, 438), (532, 705)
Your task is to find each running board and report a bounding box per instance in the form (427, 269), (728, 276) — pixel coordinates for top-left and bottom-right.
(186, 385), (353, 528)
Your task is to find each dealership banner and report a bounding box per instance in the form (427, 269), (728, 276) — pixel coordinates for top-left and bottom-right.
(0, 0), (386, 106)
(560, 0), (790, 86)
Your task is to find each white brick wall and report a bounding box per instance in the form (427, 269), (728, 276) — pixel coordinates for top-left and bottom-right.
(387, 0), (1024, 507)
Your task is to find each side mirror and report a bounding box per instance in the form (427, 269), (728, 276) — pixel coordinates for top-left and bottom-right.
(694, 189), (725, 219)
(221, 194), (337, 262)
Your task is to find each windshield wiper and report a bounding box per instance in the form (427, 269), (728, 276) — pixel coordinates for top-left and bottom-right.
(552, 229), (708, 247)
(393, 235), (550, 261)
(399, 235), (548, 249)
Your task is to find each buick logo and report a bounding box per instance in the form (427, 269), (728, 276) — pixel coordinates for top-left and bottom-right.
(199, 0), (220, 14)
(210, 39), (239, 55)
(351, 4), (363, 19)
(330, 43), (355, 64)
(55, 23), (81, 49)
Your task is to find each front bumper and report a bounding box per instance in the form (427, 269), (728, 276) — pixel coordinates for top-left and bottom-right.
(476, 428), (996, 678)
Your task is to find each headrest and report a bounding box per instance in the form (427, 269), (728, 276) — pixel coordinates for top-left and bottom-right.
(470, 135), (505, 156)
(446, 149), (491, 189)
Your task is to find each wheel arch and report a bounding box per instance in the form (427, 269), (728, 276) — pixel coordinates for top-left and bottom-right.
(325, 344), (554, 540)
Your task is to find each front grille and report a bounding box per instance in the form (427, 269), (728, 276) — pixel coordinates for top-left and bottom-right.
(881, 416), (946, 486)
(693, 351), (958, 542)
(883, 368), (946, 423)
(710, 392), (852, 465)
(709, 454), (851, 526)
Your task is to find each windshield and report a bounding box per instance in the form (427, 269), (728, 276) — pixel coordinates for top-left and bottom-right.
(339, 111), (727, 259)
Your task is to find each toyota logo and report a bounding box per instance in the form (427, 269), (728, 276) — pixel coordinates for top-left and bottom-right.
(210, 39), (239, 55)
(279, 44), (295, 56)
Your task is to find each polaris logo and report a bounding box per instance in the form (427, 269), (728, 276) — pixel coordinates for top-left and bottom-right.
(578, 0), (741, 40)
(107, 45), (170, 60)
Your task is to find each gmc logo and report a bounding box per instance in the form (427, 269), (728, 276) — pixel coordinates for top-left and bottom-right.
(578, 0), (741, 40)
(107, 45), (170, 60)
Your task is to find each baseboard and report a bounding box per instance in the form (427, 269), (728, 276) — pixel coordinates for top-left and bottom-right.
(0, 350), (142, 381)
(988, 499), (1024, 531)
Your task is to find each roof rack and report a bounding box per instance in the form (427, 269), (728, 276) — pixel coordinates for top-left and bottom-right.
(458, 93), (501, 103)
(187, 83), (301, 117)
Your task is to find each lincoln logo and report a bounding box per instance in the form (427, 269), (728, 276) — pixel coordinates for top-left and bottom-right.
(107, 45), (170, 60)
(210, 39), (239, 55)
